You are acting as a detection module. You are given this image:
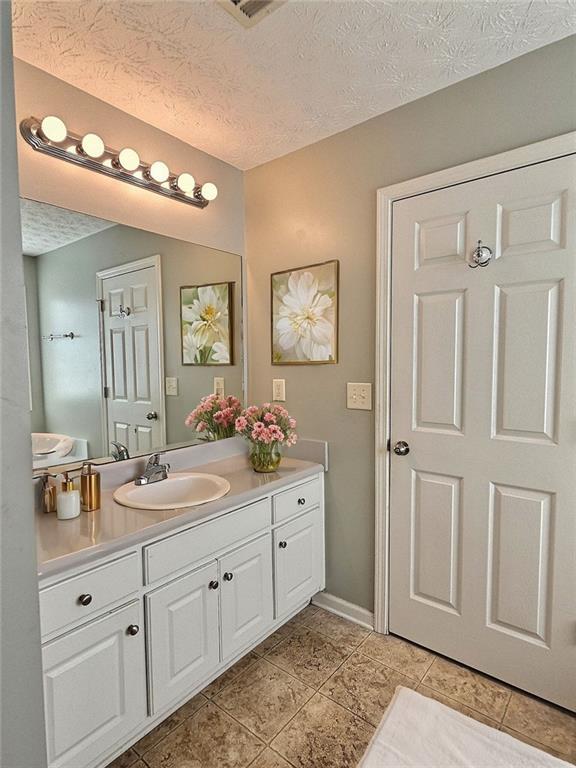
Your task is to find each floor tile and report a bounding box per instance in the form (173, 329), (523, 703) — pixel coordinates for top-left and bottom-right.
(422, 656), (511, 721)
(320, 651), (415, 726)
(254, 623), (295, 657)
(299, 608), (370, 653)
(132, 693), (206, 755)
(202, 651), (260, 698)
(143, 702), (264, 768)
(359, 633), (435, 681)
(291, 604), (321, 624)
(271, 693), (374, 768)
(214, 658), (314, 742)
(501, 726), (575, 764)
(248, 748), (294, 768)
(503, 691), (576, 760)
(265, 625), (349, 689)
(106, 748), (140, 768)
(417, 684), (499, 728)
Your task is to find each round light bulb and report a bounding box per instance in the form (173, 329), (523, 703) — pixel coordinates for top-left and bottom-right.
(201, 182), (218, 201)
(149, 161), (170, 183)
(81, 133), (105, 159)
(40, 115), (67, 143)
(117, 147), (140, 172)
(176, 172), (196, 193)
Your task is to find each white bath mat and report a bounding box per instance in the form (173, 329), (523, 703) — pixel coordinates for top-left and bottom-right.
(359, 687), (571, 767)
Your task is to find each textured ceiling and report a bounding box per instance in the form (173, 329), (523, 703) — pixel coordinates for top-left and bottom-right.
(12, 0), (576, 169)
(21, 199), (115, 256)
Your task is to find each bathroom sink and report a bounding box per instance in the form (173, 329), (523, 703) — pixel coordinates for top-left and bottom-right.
(32, 432), (74, 456)
(113, 472), (231, 510)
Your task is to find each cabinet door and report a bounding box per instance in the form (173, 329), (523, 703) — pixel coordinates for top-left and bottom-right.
(274, 507), (323, 618)
(43, 601), (146, 768)
(146, 561), (220, 714)
(220, 535), (273, 659)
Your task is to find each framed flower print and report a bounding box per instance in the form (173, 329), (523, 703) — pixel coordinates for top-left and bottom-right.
(181, 282), (234, 365)
(271, 260), (339, 364)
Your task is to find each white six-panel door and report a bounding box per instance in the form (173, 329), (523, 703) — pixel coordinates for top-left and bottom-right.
(101, 262), (164, 456)
(389, 155), (576, 710)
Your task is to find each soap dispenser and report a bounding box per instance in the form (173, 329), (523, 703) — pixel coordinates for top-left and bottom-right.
(80, 462), (101, 512)
(57, 472), (81, 520)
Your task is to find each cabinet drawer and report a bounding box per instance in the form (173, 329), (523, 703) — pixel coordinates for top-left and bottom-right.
(144, 498), (271, 585)
(40, 553), (140, 639)
(273, 477), (321, 524)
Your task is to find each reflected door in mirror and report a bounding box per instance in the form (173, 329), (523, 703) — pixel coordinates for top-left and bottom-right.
(101, 261), (165, 456)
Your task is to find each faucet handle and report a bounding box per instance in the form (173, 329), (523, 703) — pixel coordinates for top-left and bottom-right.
(146, 452), (164, 468)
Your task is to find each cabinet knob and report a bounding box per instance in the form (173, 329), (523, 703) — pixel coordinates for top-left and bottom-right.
(78, 593), (93, 606)
(279, 541), (288, 549)
(127, 624), (140, 636)
(297, 497), (306, 506)
(223, 572), (234, 582)
(209, 580), (219, 590)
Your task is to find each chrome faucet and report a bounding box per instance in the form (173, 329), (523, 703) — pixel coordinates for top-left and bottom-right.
(110, 441), (130, 461)
(135, 453), (170, 486)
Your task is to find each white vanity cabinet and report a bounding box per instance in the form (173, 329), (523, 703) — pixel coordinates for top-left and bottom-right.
(39, 468), (324, 768)
(42, 601), (146, 768)
(274, 506), (323, 618)
(145, 561), (220, 714)
(219, 534), (273, 658)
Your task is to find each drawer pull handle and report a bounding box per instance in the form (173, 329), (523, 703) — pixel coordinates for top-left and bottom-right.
(78, 594), (93, 606)
(298, 497), (306, 505)
(223, 572), (234, 582)
(127, 624), (139, 636)
(209, 580), (219, 590)
(279, 540), (288, 549)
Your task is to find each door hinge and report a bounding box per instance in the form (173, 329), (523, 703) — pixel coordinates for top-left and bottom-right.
(103, 386), (110, 398)
(97, 298), (105, 312)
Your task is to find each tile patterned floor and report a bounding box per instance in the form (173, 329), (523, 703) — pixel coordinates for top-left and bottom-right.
(109, 605), (576, 768)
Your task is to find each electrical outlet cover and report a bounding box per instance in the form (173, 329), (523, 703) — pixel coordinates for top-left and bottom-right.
(347, 382), (372, 410)
(273, 379), (286, 401)
(165, 377), (178, 396)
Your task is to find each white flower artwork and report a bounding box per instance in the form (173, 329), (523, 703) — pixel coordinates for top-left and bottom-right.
(271, 261), (338, 364)
(181, 283), (233, 365)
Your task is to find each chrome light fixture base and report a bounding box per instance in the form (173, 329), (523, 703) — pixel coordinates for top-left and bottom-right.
(20, 117), (212, 209)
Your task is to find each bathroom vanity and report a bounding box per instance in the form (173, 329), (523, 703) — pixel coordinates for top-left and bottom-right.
(36, 444), (326, 768)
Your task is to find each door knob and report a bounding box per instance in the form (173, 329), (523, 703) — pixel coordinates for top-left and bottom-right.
(146, 411), (158, 421)
(223, 572), (234, 582)
(393, 441), (410, 456)
(208, 580), (219, 590)
(279, 541), (288, 549)
(126, 624), (139, 636)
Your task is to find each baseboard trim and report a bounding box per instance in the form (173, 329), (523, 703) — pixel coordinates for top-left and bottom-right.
(312, 591), (374, 630)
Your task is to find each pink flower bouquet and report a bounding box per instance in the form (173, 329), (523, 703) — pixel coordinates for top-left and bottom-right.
(185, 394), (242, 441)
(235, 403), (298, 472)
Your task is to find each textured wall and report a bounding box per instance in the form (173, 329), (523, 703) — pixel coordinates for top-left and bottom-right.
(246, 36), (576, 612)
(34, 225), (242, 458)
(13, 59), (245, 256)
(0, 3), (47, 764)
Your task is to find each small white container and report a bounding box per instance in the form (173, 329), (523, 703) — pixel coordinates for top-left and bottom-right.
(57, 473), (81, 520)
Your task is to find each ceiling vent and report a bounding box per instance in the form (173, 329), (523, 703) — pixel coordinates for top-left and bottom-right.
(216, 0), (286, 28)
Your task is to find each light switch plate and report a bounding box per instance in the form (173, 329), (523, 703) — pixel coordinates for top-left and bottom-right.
(347, 382), (372, 410)
(213, 377), (225, 397)
(273, 379), (286, 402)
(165, 377), (178, 396)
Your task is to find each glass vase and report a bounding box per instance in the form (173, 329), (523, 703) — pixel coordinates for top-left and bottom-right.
(249, 442), (282, 473)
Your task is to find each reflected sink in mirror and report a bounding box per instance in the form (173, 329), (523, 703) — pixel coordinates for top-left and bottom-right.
(113, 472), (231, 510)
(32, 432), (74, 456)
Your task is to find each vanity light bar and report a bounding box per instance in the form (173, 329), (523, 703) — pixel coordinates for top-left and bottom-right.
(19, 116), (218, 209)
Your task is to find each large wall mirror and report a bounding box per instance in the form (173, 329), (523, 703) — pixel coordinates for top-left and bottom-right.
(22, 199), (244, 472)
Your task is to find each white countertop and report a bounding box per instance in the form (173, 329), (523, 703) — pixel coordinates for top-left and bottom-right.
(37, 454), (323, 580)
